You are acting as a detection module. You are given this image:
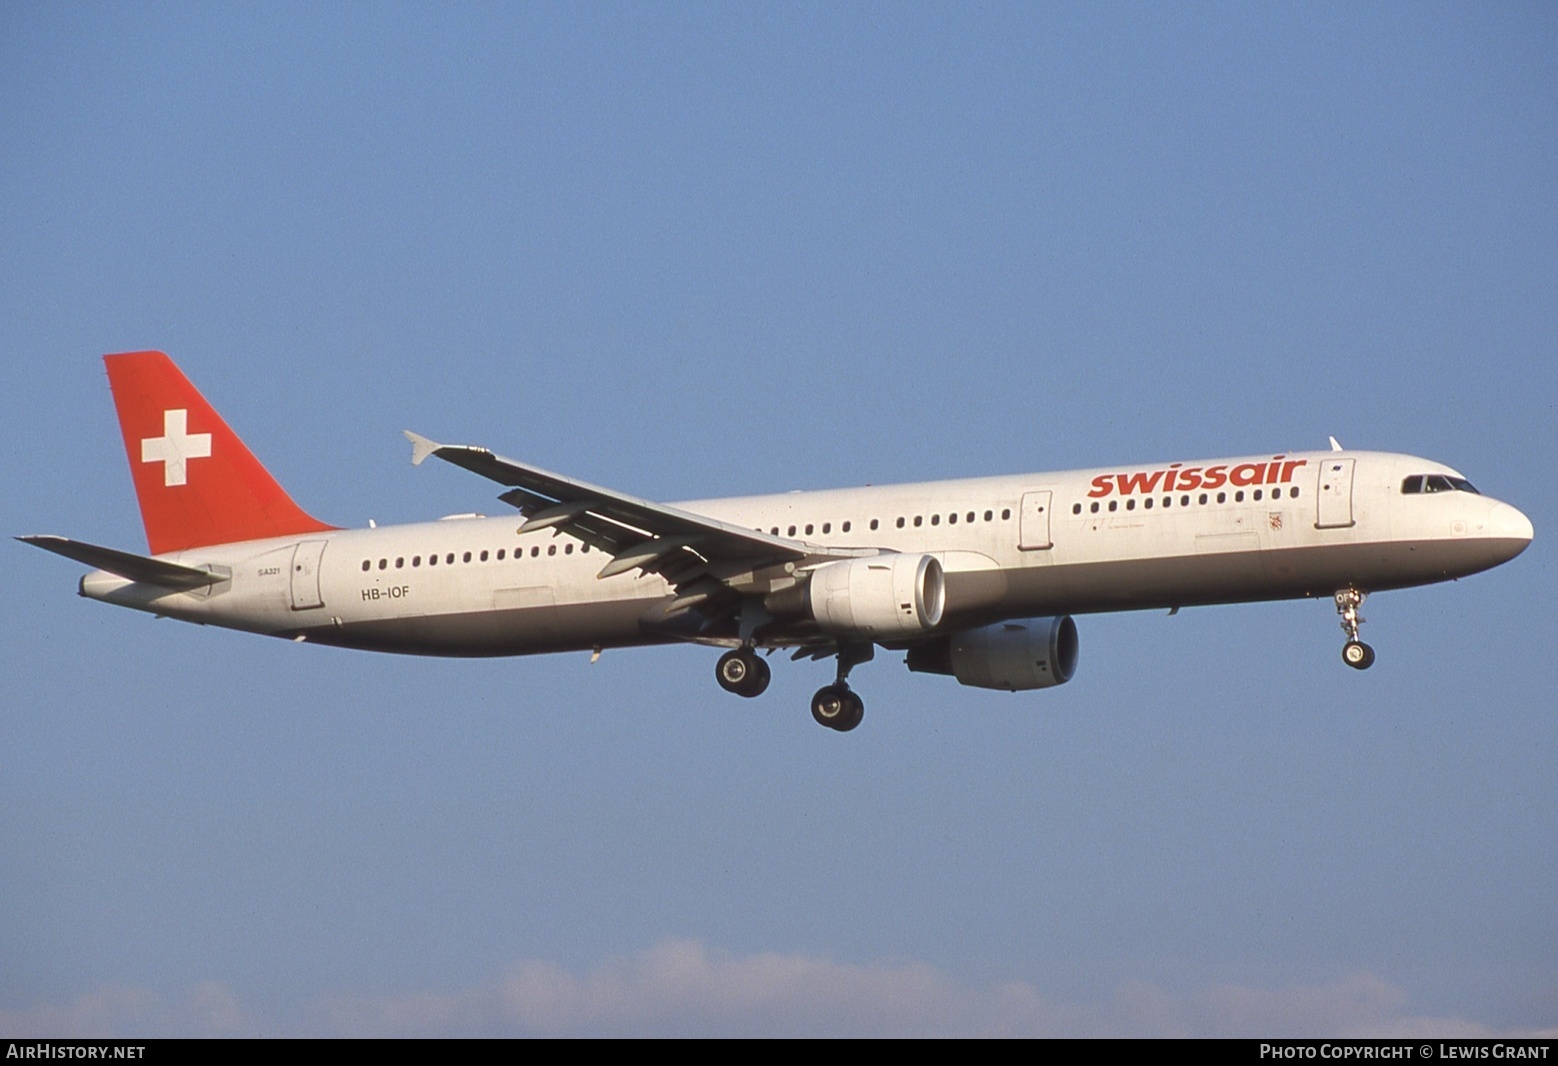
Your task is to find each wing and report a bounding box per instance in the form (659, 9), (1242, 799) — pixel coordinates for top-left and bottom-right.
(404, 432), (876, 619)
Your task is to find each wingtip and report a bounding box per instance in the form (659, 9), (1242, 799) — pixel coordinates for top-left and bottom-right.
(403, 430), (441, 466)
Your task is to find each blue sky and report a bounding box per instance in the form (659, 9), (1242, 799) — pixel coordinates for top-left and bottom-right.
(2, 2), (1555, 1037)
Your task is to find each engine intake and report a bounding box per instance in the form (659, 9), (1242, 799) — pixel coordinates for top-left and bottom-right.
(795, 554), (946, 638)
(906, 616), (1079, 691)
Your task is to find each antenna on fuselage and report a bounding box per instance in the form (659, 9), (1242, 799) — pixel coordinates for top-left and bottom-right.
(1328, 436), (1344, 452)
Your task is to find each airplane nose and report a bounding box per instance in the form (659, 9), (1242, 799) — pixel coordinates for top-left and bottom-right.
(1488, 502), (1534, 549)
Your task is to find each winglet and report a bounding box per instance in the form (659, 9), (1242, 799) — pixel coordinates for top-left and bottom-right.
(403, 430), (442, 467)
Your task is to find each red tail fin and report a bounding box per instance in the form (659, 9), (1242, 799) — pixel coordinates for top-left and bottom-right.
(104, 351), (336, 554)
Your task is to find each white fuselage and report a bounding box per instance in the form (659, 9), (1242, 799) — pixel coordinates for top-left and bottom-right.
(80, 449), (1533, 657)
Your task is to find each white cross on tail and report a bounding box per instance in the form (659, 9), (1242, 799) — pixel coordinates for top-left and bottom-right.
(140, 408), (212, 487)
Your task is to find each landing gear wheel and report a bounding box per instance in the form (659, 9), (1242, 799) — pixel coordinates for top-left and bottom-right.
(1333, 587), (1375, 671)
(1342, 640), (1375, 670)
(716, 648), (770, 697)
(811, 684), (864, 732)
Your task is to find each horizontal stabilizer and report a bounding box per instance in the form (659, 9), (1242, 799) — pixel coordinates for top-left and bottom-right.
(18, 535), (224, 590)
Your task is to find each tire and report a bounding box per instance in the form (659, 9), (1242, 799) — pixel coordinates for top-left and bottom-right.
(1342, 641), (1375, 670)
(835, 691), (864, 732)
(811, 684), (849, 728)
(717, 649), (770, 697)
(811, 685), (863, 731)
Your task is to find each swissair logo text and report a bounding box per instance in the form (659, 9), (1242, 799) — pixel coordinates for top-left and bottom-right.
(1089, 457), (1308, 498)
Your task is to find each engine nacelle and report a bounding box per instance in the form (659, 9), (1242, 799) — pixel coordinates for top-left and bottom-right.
(905, 616), (1079, 691)
(802, 554), (945, 638)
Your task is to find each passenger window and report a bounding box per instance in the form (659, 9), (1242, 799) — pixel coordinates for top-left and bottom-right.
(548, 545), (556, 556)
(842, 521), (852, 533)
(870, 519), (879, 530)
(565, 544), (574, 554)
(1001, 508), (1011, 520)
(463, 552), (472, 563)
(1090, 502), (1100, 513)
(822, 523), (831, 534)
(429, 554), (438, 566)
(497, 549), (505, 560)
(1073, 503), (1082, 515)
(896, 517), (905, 529)
(395, 557), (404, 569)
(984, 510), (993, 522)
(480, 550), (489, 562)
(361, 560), (370, 572)
(1217, 492), (1226, 504)
(446, 553), (455, 565)
(378, 559), (387, 570)
(931, 514), (940, 526)
(1127, 499), (1136, 511)
(805, 524), (814, 535)
(1108, 500), (1118, 512)
(412, 556), (421, 567)
(913, 516), (923, 527)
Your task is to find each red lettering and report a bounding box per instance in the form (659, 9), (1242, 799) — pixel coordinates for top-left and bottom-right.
(1088, 456), (1308, 499)
(1116, 470), (1165, 494)
(1229, 463), (1263, 487)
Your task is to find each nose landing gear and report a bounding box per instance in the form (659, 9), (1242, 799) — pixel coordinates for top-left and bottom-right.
(1335, 587), (1375, 670)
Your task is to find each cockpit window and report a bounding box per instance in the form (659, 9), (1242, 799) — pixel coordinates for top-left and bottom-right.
(1403, 474), (1480, 495)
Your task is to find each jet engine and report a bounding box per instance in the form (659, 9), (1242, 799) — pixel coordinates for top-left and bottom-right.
(777, 553), (945, 639)
(905, 616), (1079, 691)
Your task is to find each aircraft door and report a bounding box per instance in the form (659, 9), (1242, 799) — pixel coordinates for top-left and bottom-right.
(289, 540), (328, 610)
(1315, 459), (1356, 529)
(1019, 490), (1054, 550)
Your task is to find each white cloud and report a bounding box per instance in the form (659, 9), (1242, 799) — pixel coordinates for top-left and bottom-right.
(0, 982), (251, 1039)
(5, 944), (1554, 1038)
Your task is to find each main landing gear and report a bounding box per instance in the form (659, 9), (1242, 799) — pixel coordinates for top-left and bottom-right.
(715, 646), (771, 698)
(714, 642), (871, 732)
(810, 643), (872, 732)
(1334, 587), (1376, 670)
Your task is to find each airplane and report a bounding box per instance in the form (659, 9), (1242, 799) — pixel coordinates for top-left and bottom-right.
(21, 351), (1534, 732)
